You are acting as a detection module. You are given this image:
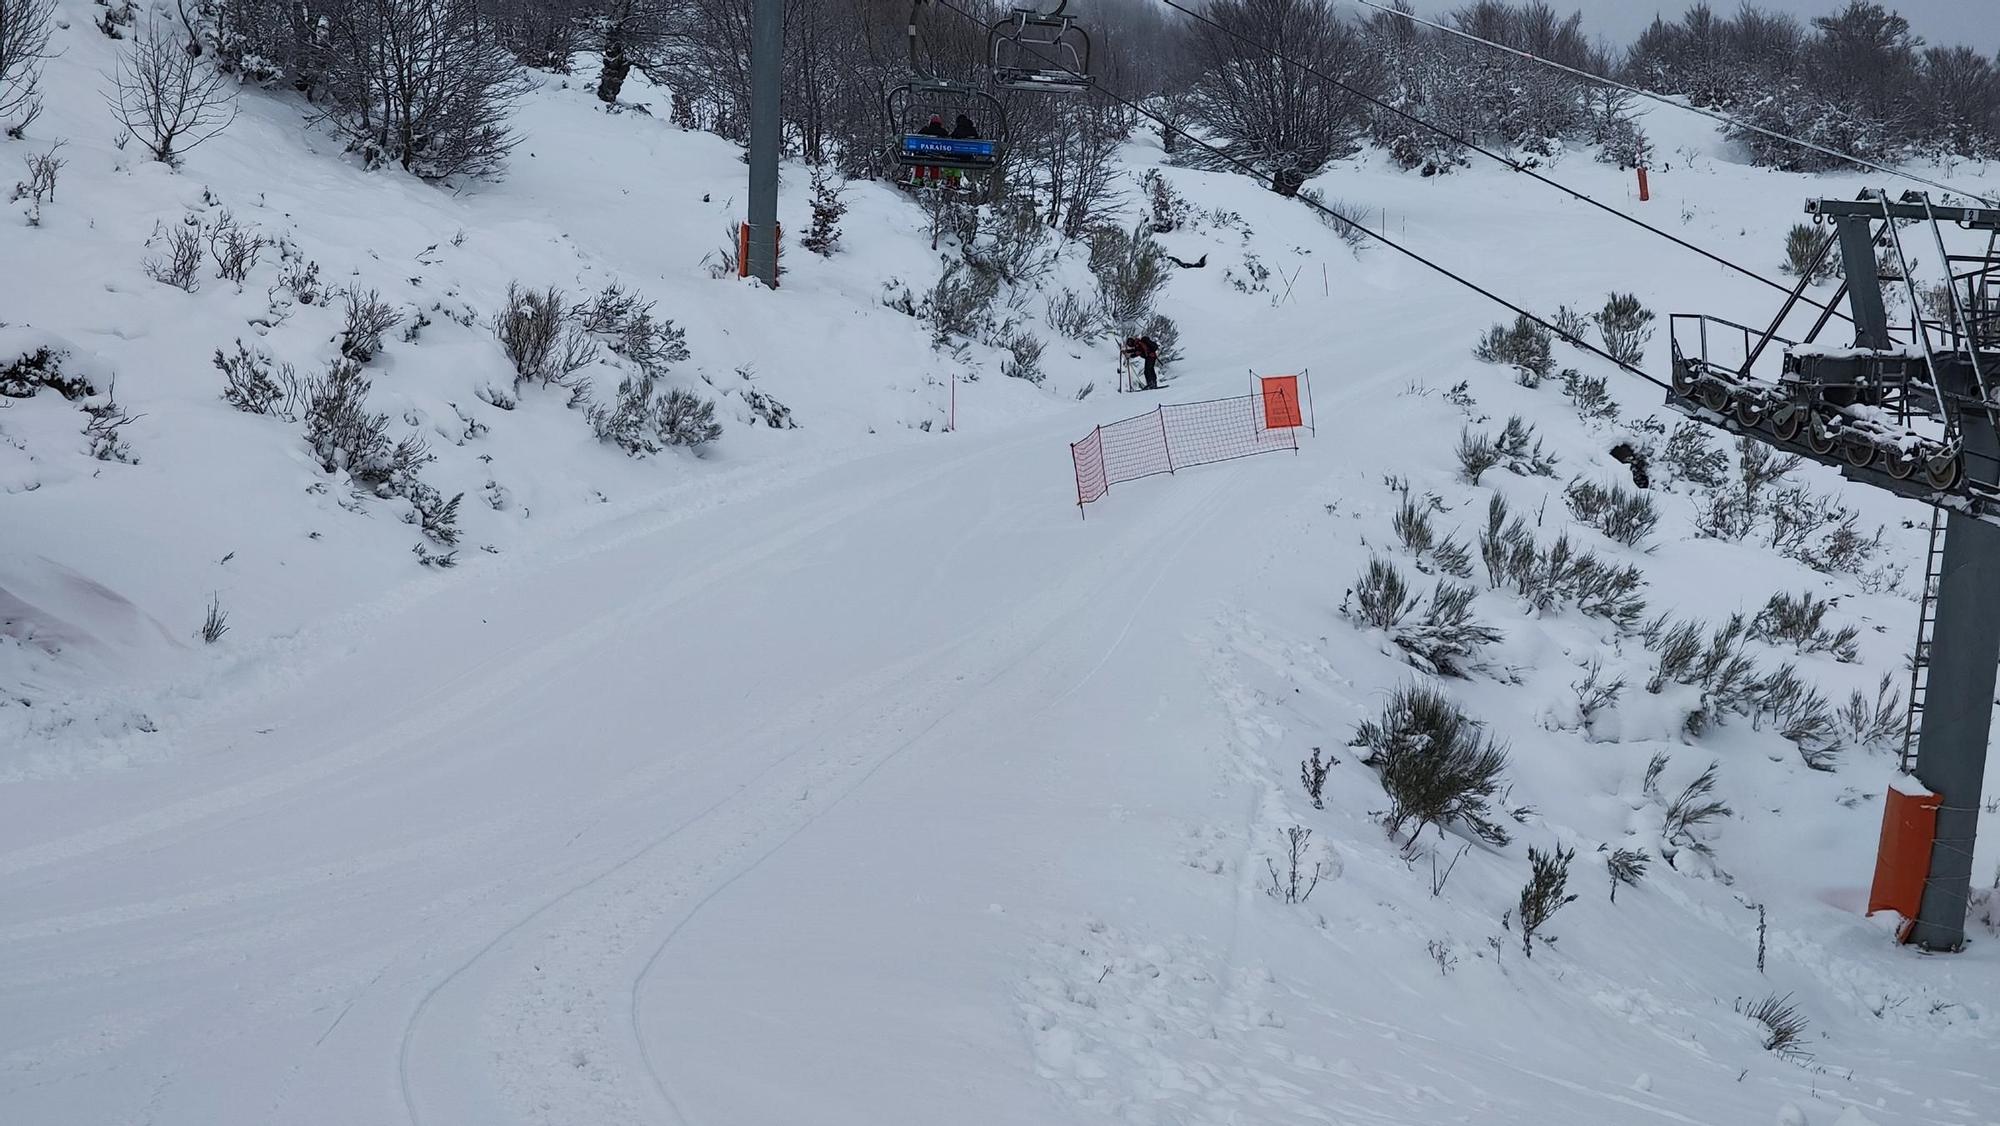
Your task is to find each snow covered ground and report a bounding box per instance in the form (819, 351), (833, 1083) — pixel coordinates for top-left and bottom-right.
(6, 10), (2000, 1126)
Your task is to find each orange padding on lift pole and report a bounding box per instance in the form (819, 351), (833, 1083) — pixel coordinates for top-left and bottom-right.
(1261, 375), (1302, 429)
(1867, 782), (1940, 940)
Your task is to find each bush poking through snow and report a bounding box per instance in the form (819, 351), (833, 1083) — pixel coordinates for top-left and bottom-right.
(802, 167), (847, 257)
(81, 391), (140, 463)
(1355, 683), (1512, 851)
(1462, 417), (1557, 483)
(1644, 614), (1761, 733)
(999, 325), (1046, 384)
(11, 140), (64, 224)
(1595, 292), (1655, 367)
(1752, 662), (1838, 769)
(1659, 420), (1729, 487)
(923, 261), (997, 345)
(1751, 591), (1859, 662)
(109, 18), (238, 166)
(215, 340), (302, 418)
(1781, 224), (1838, 283)
(1481, 497), (1647, 627)
(499, 283), (597, 387)
(304, 358), (391, 476)
(1047, 288), (1104, 341)
(1088, 223), (1170, 334)
(198, 593), (229, 643)
(1738, 993), (1813, 1061)
(339, 288), (403, 362)
(1564, 479), (1658, 546)
(740, 386), (796, 430)
(1605, 846), (1649, 903)
(1456, 429), (1501, 484)
(586, 375), (721, 456)
(1836, 673), (1904, 752)
(581, 283), (690, 376)
(1660, 759), (1731, 862)
(1572, 658), (1625, 728)
(1561, 367), (1617, 421)
(0, 0), (55, 138)
(1768, 487), (1891, 585)
(1300, 748), (1335, 810)
(206, 212), (263, 284)
(1516, 844), (1577, 957)
(1473, 315), (1555, 381)
(1, 344), (93, 399)
(1550, 305), (1591, 347)
(1141, 312), (1184, 367)
(145, 220), (205, 291)
(1266, 825), (1328, 904)
(1346, 557), (1502, 677)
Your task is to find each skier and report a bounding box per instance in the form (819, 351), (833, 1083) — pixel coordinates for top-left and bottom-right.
(1119, 335), (1161, 390)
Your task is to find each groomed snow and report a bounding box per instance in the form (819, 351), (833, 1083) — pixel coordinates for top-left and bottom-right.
(4, 12), (1999, 1126)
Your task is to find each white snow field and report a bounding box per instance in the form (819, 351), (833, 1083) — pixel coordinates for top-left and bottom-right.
(7, 13), (2000, 1126)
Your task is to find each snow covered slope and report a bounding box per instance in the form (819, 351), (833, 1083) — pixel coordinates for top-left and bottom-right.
(6, 12), (2000, 1126)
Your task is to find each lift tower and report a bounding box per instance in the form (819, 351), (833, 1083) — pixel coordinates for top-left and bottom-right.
(1667, 189), (2000, 951)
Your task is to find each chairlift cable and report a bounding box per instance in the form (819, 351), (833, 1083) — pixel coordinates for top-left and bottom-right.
(1350, 0), (1998, 208)
(926, 0), (1672, 390)
(1150, 0), (1852, 326)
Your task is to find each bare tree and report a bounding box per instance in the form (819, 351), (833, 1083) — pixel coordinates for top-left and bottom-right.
(321, 0), (530, 181)
(1181, 0), (1383, 192)
(1, 0), (58, 138)
(109, 18), (238, 165)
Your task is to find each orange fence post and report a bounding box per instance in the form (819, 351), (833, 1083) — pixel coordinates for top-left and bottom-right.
(1868, 782), (1942, 942)
(737, 222), (750, 279)
(1637, 166), (1651, 202)
(1158, 406), (1174, 473)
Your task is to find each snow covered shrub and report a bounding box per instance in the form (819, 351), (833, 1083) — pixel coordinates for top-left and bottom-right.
(198, 593), (229, 643)
(964, 197), (1052, 287)
(923, 261), (996, 346)
(1392, 490), (1436, 556)
(580, 283), (688, 376)
(656, 386), (720, 448)
(1737, 993), (1811, 1061)
(498, 283), (596, 387)
(1481, 497), (1646, 627)
(483, 0), (584, 71)
(1142, 169), (1189, 234)
(739, 385), (795, 430)
(0, 343), (92, 398)
(802, 168), (847, 257)
(1298, 189), (1368, 249)
(10, 140), (63, 221)
(1350, 556), (1417, 631)
(999, 325), (1046, 384)
(1047, 288), (1103, 341)
(1780, 223), (1838, 283)
(1266, 825), (1326, 904)
(1473, 315), (1555, 381)
(320, 0), (528, 180)
(1564, 479), (1658, 546)
(110, 19), (238, 165)
(1464, 416), (1557, 479)
(1516, 844), (1577, 957)
(1355, 683), (1512, 850)
(96, 0), (135, 39)
(1659, 420), (1728, 487)
(1643, 614), (1760, 734)
(1300, 748), (1334, 810)
(1835, 673), (1904, 752)
(304, 358), (392, 477)
(0, 0), (55, 138)
(339, 288), (402, 362)
(1456, 429), (1501, 484)
(206, 212), (264, 284)
(1595, 292), (1655, 367)
(1753, 662), (1838, 768)
(1560, 367), (1617, 421)
(1751, 591), (1859, 661)
(215, 339), (301, 418)
(81, 392), (139, 462)
(1089, 223), (1169, 334)
(1550, 304), (1591, 347)
(1656, 756), (1731, 863)
(586, 374), (654, 454)
(145, 219), (205, 291)
(1767, 487), (1890, 585)
(1604, 846), (1649, 902)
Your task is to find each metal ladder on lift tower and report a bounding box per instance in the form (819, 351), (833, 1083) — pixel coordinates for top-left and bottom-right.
(1902, 508), (1948, 773)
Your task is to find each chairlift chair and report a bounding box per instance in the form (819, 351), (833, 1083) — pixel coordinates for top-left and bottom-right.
(887, 80), (1007, 185)
(989, 2), (1093, 94)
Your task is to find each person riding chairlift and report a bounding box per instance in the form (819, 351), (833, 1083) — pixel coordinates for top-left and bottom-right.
(951, 113), (980, 140)
(918, 114), (949, 138)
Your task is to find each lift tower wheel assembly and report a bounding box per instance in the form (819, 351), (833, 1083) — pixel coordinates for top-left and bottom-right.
(1668, 189), (2000, 952)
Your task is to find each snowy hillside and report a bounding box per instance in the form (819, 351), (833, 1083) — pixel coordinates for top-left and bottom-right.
(6, 7), (2000, 1126)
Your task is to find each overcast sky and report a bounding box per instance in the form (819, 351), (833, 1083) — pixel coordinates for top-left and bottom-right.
(1413, 0), (2000, 55)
